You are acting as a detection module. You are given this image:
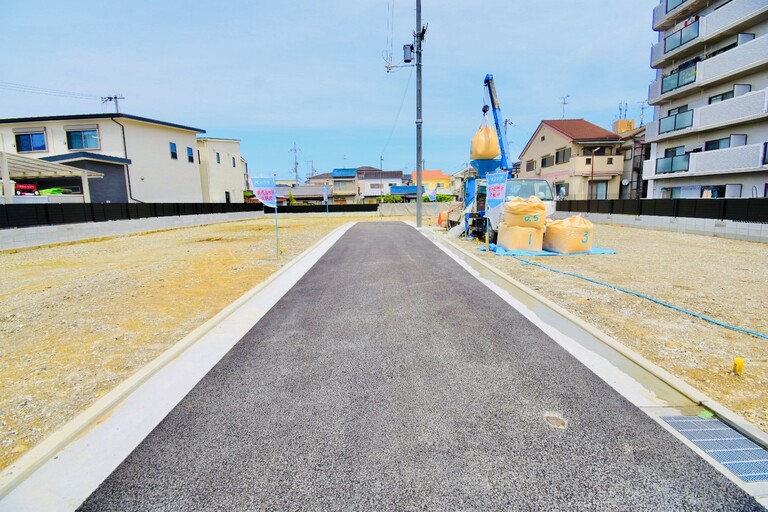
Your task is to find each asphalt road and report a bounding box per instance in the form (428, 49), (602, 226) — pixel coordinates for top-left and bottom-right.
(78, 222), (763, 511)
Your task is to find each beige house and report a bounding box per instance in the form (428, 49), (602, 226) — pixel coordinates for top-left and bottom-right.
(197, 137), (246, 203)
(519, 119), (622, 200)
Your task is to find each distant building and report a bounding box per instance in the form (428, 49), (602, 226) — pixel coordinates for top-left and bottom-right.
(330, 168), (358, 204)
(519, 119), (622, 200)
(411, 170), (451, 197)
(644, 0), (768, 198)
(357, 167), (405, 204)
(0, 113), (206, 203)
(614, 121), (648, 200)
(197, 137), (246, 203)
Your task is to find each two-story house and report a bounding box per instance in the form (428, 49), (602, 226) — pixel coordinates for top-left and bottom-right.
(197, 137), (246, 203)
(412, 170), (452, 197)
(519, 119), (622, 200)
(644, 0), (768, 199)
(357, 167), (405, 204)
(330, 168), (358, 204)
(0, 113), (208, 203)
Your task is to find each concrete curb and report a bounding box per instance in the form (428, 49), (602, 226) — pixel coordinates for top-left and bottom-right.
(438, 234), (768, 451)
(0, 222), (355, 501)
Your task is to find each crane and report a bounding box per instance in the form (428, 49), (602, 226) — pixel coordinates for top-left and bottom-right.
(483, 74), (511, 176)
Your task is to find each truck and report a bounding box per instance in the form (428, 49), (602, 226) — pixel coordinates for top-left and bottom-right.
(462, 74), (555, 241)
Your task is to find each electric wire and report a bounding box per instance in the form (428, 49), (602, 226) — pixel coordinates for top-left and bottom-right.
(511, 255), (768, 341)
(0, 81), (101, 100)
(380, 65), (414, 157)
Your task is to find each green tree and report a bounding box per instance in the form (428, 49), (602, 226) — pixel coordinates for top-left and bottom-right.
(287, 190), (297, 206)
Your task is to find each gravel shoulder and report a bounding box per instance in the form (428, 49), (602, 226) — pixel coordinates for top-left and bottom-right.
(0, 215), (766, 472)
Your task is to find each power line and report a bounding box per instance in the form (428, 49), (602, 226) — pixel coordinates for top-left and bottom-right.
(380, 65), (414, 157)
(0, 81), (102, 100)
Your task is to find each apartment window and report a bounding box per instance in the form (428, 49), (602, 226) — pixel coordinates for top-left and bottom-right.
(709, 91), (734, 104)
(607, 158), (613, 165)
(14, 130), (47, 152)
(187, 147), (194, 163)
(525, 160), (536, 172)
(764, 143), (768, 165)
(624, 150), (632, 161)
(66, 127), (99, 150)
(585, 158), (592, 165)
(370, 183), (382, 189)
(541, 155), (554, 168)
(216, 152), (221, 164)
(170, 142), (178, 159)
(666, 0), (687, 13)
(554, 147), (571, 165)
(666, 146), (685, 157)
(705, 138), (730, 151)
(555, 182), (569, 198)
(232, 156), (236, 167)
(540, 135), (545, 141)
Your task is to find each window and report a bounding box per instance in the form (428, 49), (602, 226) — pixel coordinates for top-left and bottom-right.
(187, 147), (194, 163)
(540, 135), (545, 141)
(668, 105), (689, 116)
(585, 158), (592, 165)
(555, 182), (569, 199)
(705, 138), (729, 151)
(541, 155), (554, 168)
(555, 147), (571, 165)
(525, 160), (536, 172)
(436, 183), (444, 188)
(14, 131), (47, 152)
(607, 157), (613, 165)
(370, 183), (382, 189)
(665, 146), (685, 157)
(624, 150), (632, 161)
(66, 127), (99, 150)
(216, 152), (221, 164)
(170, 142), (178, 159)
(709, 90), (734, 104)
(232, 156), (236, 167)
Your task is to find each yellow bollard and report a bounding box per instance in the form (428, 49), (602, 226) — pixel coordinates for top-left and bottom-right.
(733, 357), (744, 375)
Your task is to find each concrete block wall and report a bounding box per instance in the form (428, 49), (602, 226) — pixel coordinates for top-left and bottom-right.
(0, 212), (264, 251)
(552, 212), (768, 243)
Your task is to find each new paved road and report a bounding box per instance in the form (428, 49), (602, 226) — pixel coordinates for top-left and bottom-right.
(78, 222), (763, 511)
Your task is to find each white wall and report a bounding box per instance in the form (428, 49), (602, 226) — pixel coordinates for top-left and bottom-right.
(197, 139), (245, 203)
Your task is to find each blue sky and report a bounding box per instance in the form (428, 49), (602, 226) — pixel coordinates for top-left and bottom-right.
(1, 0), (659, 181)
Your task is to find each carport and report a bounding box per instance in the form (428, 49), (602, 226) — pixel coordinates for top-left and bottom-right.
(0, 151), (103, 204)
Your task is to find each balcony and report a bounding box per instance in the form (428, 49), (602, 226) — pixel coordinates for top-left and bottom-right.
(653, 0), (707, 30)
(651, 0), (768, 68)
(644, 144), (765, 180)
(646, 88), (767, 142)
(649, 34), (768, 104)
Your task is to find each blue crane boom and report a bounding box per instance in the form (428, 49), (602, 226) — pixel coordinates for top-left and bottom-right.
(483, 74), (511, 175)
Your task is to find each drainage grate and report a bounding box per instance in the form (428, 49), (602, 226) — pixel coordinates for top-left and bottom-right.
(663, 416), (768, 483)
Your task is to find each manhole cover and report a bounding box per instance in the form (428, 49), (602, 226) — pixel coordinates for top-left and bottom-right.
(545, 414), (567, 429)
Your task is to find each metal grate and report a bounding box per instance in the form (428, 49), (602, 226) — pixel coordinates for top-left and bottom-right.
(663, 416), (768, 483)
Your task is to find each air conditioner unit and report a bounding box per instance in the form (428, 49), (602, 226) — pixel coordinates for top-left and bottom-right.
(535, 168), (541, 175)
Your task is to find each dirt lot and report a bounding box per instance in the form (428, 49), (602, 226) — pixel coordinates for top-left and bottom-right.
(0, 214), (766, 472)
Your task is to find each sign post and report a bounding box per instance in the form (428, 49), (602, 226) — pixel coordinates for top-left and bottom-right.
(485, 172), (508, 255)
(251, 176), (278, 260)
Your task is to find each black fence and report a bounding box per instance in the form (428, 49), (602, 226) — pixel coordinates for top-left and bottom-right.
(0, 202), (385, 230)
(0, 202), (263, 230)
(263, 204), (379, 214)
(556, 198), (768, 223)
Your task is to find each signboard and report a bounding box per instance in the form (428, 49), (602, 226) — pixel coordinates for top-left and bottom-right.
(427, 187), (437, 202)
(322, 185), (329, 204)
(251, 177), (276, 208)
(486, 172), (507, 210)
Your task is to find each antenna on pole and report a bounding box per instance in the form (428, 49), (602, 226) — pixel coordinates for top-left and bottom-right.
(638, 100), (648, 126)
(559, 95), (570, 119)
(290, 142), (301, 183)
(101, 94), (125, 113)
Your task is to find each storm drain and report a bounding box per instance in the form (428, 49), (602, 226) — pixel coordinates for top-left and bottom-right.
(662, 416), (768, 483)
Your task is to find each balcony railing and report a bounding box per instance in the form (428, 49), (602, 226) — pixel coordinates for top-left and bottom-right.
(656, 154), (690, 174)
(661, 66), (697, 94)
(666, 0), (687, 13)
(659, 109), (694, 134)
(665, 20), (699, 53)
(690, 144), (764, 174)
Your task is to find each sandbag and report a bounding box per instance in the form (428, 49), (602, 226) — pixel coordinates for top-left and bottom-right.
(470, 116), (500, 160)
(543, 216), (594, 254)
(497, 223), (543, 252)
(503, 196), (547, 229)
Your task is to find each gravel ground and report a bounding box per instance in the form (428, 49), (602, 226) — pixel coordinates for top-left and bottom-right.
(0, 214), (766, 473)
(451, 223), (768, 433)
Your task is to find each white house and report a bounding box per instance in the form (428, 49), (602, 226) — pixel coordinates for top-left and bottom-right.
(0, 113), (206, 203)
(197, 137), (246, 203)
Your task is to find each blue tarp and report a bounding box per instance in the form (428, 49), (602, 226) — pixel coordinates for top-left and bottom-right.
(390, 185), (425, 195)
(478, 243), (616, 257)
(331, 168), (357, 178)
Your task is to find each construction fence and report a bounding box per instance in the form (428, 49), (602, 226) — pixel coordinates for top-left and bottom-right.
(556, 198), (768, 223)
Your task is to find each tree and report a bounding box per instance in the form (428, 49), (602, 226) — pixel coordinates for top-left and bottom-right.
(287, 190), (297, 206)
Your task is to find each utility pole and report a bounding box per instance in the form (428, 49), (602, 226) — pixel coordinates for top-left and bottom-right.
(415, 0), (425, 228)
(379, 155), (384, 201)
(290, 142), (300, 184)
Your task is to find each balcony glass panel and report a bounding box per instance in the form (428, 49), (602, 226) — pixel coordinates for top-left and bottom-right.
(681, 20), (698, 45)
(662, 74), (679, 93)
(675, 109), (693, 130)
(665, 30), (682, 52)
(666, 0), (687, 13)
(656, 154), (690, 174)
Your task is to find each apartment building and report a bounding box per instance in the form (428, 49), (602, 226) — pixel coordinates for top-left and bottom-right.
(644, 0), (768, 198)
(519, 119), (622, 200)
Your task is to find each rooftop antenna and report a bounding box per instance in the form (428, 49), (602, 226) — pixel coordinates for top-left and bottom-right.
(101, 93), (125, 113)
(638, 100), (648, 126)
(290, 142), (301, 183)
(559, 95), (570, 119)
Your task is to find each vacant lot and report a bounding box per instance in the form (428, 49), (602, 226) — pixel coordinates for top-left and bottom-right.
(0, 215), (765, 472)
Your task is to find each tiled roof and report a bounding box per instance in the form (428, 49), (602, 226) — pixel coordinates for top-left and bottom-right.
(411, 170), (450, 181)
(358, 170), (403, 180)
(541, 119), (620, 142)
